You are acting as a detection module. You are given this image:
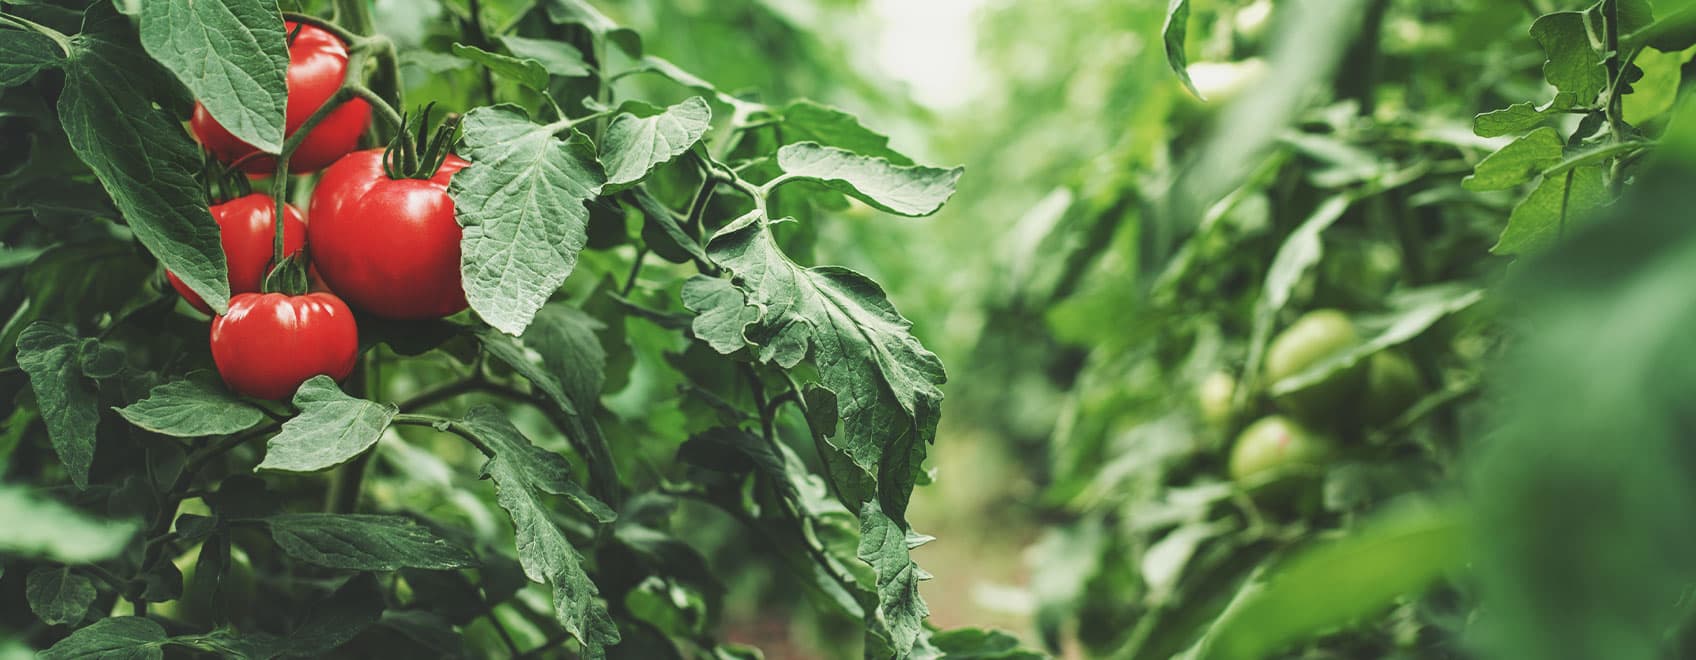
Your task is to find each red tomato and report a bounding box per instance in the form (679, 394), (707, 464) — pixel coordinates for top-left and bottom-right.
(211, 292), (359, 400)
(190, 21), (371, 175)
(166, 194), (307, 315)
(309, 148), (471, 320)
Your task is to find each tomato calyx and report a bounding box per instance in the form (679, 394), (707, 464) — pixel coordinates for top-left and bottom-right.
(383, 103), (463, 181)
(261, 246), (314, 296)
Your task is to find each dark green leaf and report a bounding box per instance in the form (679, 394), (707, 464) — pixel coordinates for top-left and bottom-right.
(0, 30), (63, 87)
(39, 616), (166, 660)
(0, 485), (138, 562)
(858, 501), (933, 657)
(26, 566), (97, 626)
(922, 627), (1044, 659)
(115, 376), (265, 437)
(775, 143), (962, 217)
(450, 105), (606, 335)
(258, 376), (396, 472)
(497, 34), (591, 78)
(139, 0), (287, 152)
(600, 96), (711, 191)
(60, 5), (229, 312)
(685, 217), (946, 519)
(266, 513), (477, 571)
(461, 406), (619, 657)
(451, 42), (547, 90)
(522, 303), (607, 408)
(476, 326), (580, 416)
(1162, 0), (1202, 98)
(16, 322), (99, 487)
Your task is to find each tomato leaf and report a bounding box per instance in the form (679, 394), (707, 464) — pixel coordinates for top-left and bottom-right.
(1270, 285), (1485, 396)
(1162, 0), (1203, 99)
(684, 218), (946, 517)
(60, 4), (229, 312)
(497, 35), (592, 78)
(857, 500), (933, 656)
(461, 406), (619, 657)
(38, 617), (167, 660)
(116, 375), (267, 437)
(1463, 127), (1565, 192)
(257, 376), (397, 473)
(0, 30), (63, 88)
(1531, 11), (1608, 106)
(522, 304), (608, 408)
(476, 326), (581, 416)
(774, 143), (962, 217)
(450, 105), (606, 336)
(15, 323), (99, 488)
(778, 100), (914, 165)
(599, 96), (712, 191)
(0, 485), (138, 563)
(922, 627), (1044, 659)
(265, 513), (477, 570)
(1493, 164), (1611, 255)
(25, 567), (96, 626)
(542, 0), (642, 57)
(139, 0), (288, 153)
(1473, 95), (1577, 138)
(451, 42), (548, 91)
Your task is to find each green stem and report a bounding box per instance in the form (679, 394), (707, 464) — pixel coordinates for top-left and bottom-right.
(393, 413), (496, 455)
(331, 0), (376, 38)
(280, 11), (359, 45)
(620, 248), (647, 296)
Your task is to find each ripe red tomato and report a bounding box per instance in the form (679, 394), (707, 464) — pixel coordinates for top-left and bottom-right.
(309, 148), (470, 320)
(190, 21), (371, 175)
(165, 194), (307, 315)
(211, 292), (359, 400)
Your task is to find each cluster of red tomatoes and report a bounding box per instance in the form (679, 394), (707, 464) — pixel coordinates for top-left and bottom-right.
(172, 22), (469, 400)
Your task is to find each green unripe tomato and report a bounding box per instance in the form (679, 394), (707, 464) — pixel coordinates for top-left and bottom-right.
(1265, 309), (1364, 421)
(1364, 350), (1423, 426)
(1229, 415), (1336, 489)
(1196, 371), (1237, 427)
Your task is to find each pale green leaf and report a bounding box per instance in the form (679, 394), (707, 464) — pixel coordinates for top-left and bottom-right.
(600, 96), (711, 190)
(779, 100), (914, 165)
(1494, 165), (1612, 255)
(258, 376), (396, 472)
(1191, 501), (1466, 660)
(1532, 12), (1607, 106)
(1462, 127), (1563, 192)
(139, 0), (288, 153)
(452, 42), (547, 90)
(450, 106), (606, 336)
(116, 376), (266, 437)
(775, 142), (962, 217)
(497, 35), (591, 78)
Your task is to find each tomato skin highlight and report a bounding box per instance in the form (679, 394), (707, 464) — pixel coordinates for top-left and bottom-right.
(166, 194), (308, 315)
(189, 21), (370, 175)
(211, 292), (359, 400)
(309, 148), (471, 320)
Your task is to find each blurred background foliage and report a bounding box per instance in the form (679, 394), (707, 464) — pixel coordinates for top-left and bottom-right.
(365, 0), (1696, 657)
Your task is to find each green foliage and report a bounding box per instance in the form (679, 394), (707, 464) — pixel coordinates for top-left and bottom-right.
(0, 0), (1019, 657)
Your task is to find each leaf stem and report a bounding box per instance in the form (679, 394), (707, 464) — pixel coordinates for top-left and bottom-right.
(280, 11), (359, 46)
(620, 248), (647, 296)
(392, 413), (495, 455)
